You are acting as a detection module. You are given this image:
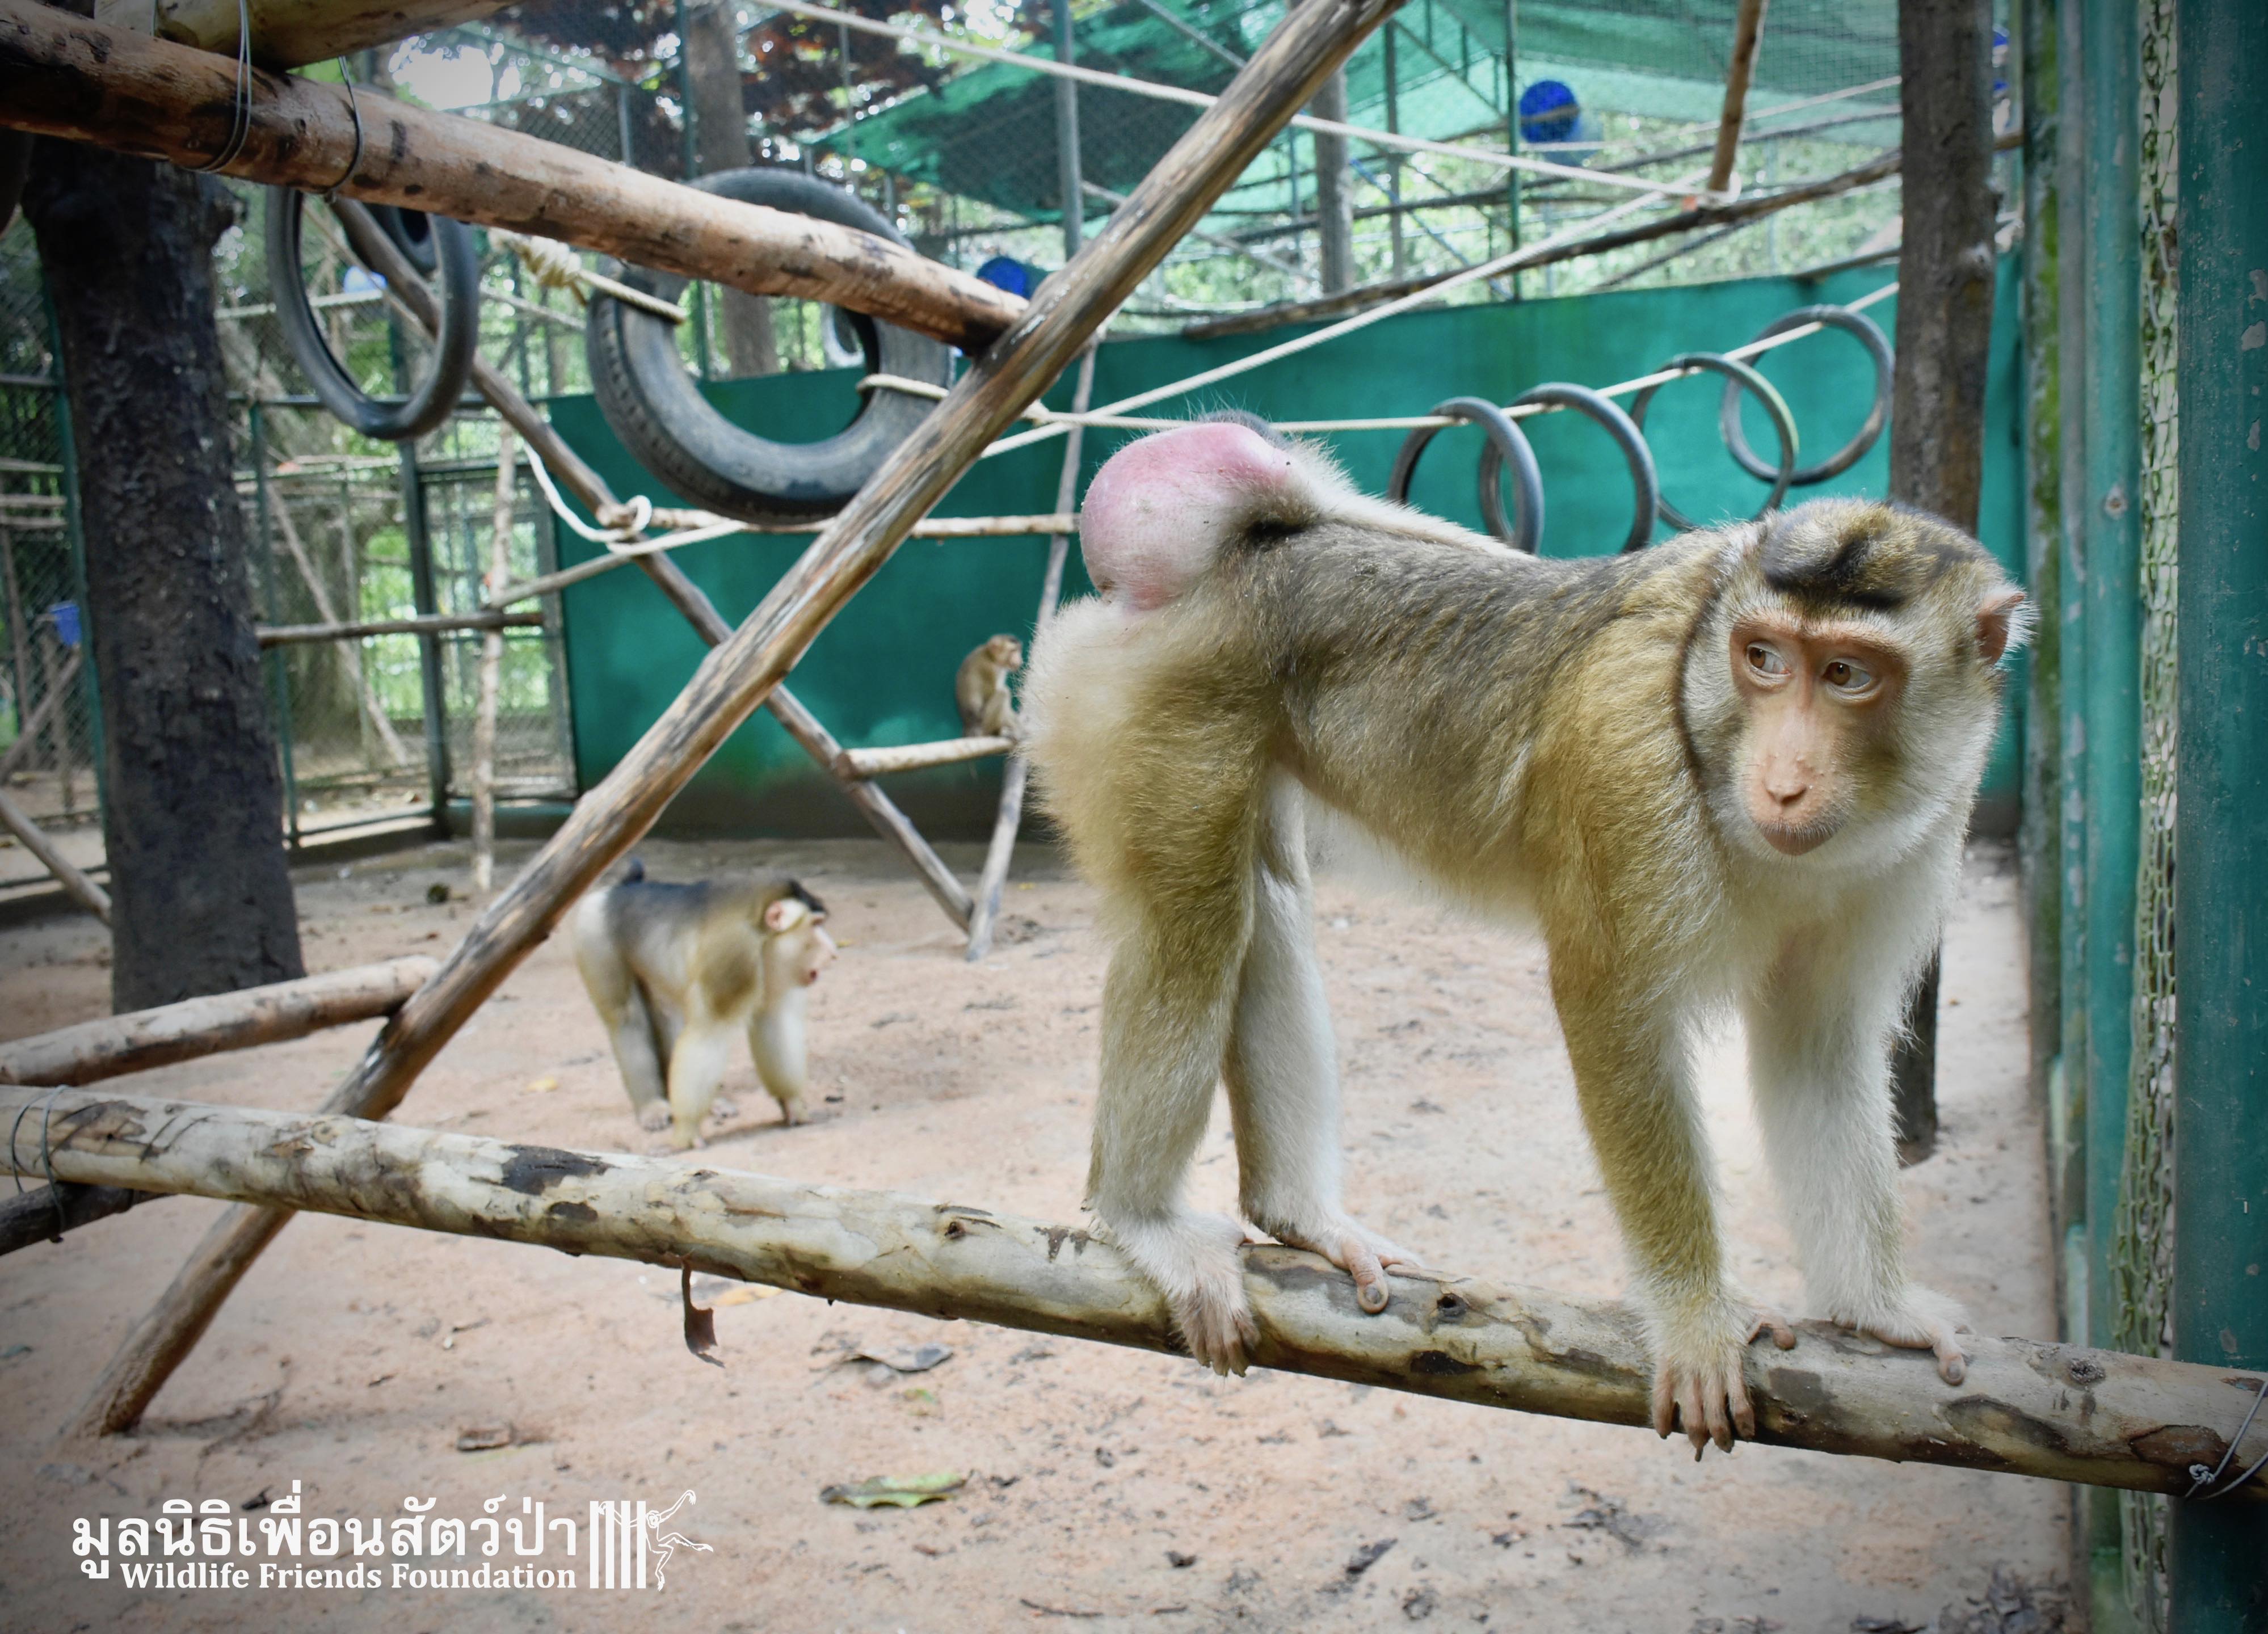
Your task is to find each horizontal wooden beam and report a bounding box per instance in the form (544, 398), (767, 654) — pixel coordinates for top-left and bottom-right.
(0, 0), (1028, 352)
(106, 0), (517, 71)
(7, 1083), (2264, 1500)
(835, 735), (1015, 779)
(0, 955), (437, 1088)
(256, 609), (543, 645)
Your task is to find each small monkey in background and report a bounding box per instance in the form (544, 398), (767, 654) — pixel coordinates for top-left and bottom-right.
(957, 634), (1024, 738)
(571, 862), (836, 1149)
(1025, 417), (2027, 1453)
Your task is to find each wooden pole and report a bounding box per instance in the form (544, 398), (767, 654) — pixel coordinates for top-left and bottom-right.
(835, 735), (1014, 780)
(0, 784), (108, 922)
(966, 341), (1099, 960)
(0, 0), (1027, 352)
(12, 1083), (2266, 1500)
(0, 955), (437, 1088)
(120, 0), (517, 71)
(256, 609), (543, 645)
(1887, 0), (1999, 1166)
(471, 429), (515, 895)
(260, 471), (410, 766)
(63, 0), (1403, 1439)
(1706, 0), (1771, 197)
(0, 645), (79, 784)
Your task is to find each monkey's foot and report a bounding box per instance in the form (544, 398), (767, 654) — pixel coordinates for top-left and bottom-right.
(1836, 1287), (1969, 1385)
(635, 1102), (672, 1133)
(1261, 1215), (1425, 1316)
(1103, 1210), (1257, 1376)
(1644, 1298), (1794, 1456)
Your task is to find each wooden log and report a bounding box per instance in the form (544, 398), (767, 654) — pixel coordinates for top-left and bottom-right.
(64, 0), (1403, 1439)
(256, 609), (542, 645)
(835, 735), (1016, 780)
(11, 1083), (2267, 1500)
(1706, 0), (1771, 196)
(0, 955), (438, 1088)
(0, 643), (79, 783)
(0, 0), (1028, 353)
(0, 1180), (154, 1257)
(0, 785), (108, 922)
(106, 0), (515, 70)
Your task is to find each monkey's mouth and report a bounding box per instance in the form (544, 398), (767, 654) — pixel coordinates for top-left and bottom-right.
(1752, 816), (1837, 856)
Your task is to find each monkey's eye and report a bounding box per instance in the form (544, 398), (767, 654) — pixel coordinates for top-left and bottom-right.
(1822, 658), (1875, 694)
(1745, 643), (1790, 679)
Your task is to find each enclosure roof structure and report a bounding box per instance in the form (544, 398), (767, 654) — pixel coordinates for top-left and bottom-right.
(821, 0), (1899, 222)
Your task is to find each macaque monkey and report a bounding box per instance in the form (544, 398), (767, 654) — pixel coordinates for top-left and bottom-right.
(957, 634), (1025, 738)
(1024, 416), (2027, 1453)
(571, 862), (836, 1149)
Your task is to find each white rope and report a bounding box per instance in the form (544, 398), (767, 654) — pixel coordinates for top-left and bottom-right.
(490, 228), (689, 325)
(760, 0), (1730, 201)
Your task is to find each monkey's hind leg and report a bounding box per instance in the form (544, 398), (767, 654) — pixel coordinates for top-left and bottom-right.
(1088, 833), (1270, 1376)
(1225, 782), (1423, 1316)
(573, 916), (674, 1133)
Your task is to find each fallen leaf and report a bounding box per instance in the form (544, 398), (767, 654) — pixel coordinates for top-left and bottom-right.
(525, 1076), (559, 1094)
(819, 1472), (966, 1509)
(836, 1342), (954, 1375)
(680, 1263), (722, 1367)
(456, 1425), (513, 1451)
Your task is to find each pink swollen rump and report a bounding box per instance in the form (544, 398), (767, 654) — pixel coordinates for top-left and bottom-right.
(1078, 422), (1298, 612)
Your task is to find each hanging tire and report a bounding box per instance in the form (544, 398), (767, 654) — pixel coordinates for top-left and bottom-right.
(1388, 397), (1544, 553)
(264, 187), (479, 443)
(1719, 304), (1892, 486)
(1492, 383), (1661, 553)
(584, 168), (953, 526)
(1629, 352), (1799, 532)
(366, 204), (441, 276)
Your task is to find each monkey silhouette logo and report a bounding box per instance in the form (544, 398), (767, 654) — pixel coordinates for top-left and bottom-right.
(643, 1490), (711, 1590)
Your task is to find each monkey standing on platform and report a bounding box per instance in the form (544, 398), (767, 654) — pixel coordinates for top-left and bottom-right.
(956, 634), (1024, 739)
(571, 863), (835, 1149)
(1025, 418), (2027, 1454)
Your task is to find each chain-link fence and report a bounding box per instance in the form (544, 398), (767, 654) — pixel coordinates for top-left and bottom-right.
(0, 215), (98, 840)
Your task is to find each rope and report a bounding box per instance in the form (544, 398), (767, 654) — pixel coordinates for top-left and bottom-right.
(490, 229), (688, 325)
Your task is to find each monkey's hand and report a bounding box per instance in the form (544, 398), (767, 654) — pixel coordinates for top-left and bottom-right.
(1256, 1212), (1425, 1317)
(1643, 1296), (1795, 1456)
(635, 1102), (672, 1133)
(1103, 1210), (1258, 1375)
(1834, 1286), (1968, 1385)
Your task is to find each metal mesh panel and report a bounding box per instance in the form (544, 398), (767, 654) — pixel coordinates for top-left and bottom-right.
(2110, 0), (2179, 1621)
(0, 216), (98, 836)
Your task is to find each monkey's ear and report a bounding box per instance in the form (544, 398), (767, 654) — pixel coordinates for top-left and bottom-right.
(763, 898), (804, 933)
(1976, 586), (2029, 666)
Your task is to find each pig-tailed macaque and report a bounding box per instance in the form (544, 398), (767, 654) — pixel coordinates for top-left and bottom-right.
(957, 634), (1025, 738)
(571, 862), (836, 1149)
(1024, 416), (2027, 1453)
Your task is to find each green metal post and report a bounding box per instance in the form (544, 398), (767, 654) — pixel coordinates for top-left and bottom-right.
(399, 443), (449, 835)
(2167, 0), (2268, 1615)
(2077, 0), (2141, 1363)
(1502, 0), (1520, 300)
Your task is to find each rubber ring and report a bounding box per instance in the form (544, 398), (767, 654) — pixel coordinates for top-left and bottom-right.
(1719, 305), (1892, 486)
(1491, 382), (1661, 553)
(1387, 397), (1543, 553)
(1629, 352), (1798, 532)
(265, 189), (479, 443)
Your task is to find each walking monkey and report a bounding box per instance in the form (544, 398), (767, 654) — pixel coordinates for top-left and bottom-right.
(1025, 418), (2026, 1453)
(571, 864), (835, 1148)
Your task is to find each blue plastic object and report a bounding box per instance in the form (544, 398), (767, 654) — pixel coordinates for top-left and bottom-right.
(47, 601), (81, 648)
(975, 255), (1036, 299)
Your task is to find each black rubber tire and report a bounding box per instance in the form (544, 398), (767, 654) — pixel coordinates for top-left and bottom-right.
(1388, 397), (1544, 553)
(367, 204), (441, 277)
(1629, 352), (1799, 532)
(1491, 382), (1661, 553)
(584, 169), (952, 525)
(1719, 305), (1892, 485)
(265, 188), (479, 442)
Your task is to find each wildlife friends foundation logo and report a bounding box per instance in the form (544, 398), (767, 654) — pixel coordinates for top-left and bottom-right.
(68, 1481), (712, 1593)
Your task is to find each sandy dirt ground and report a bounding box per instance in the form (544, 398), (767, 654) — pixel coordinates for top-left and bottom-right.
(0, 835), (2063, 1633)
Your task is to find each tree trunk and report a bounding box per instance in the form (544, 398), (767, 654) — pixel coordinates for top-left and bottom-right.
(22, 138), (305, 1010)
(1309, 68), (1354, 292)
(1888, 0), (1998, 1163)
(682, 0), (776, 378)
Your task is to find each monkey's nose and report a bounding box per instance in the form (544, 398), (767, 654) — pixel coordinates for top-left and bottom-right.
(1768, 779), (1810, 809)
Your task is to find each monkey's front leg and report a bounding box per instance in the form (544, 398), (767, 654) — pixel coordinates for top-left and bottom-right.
(748, 989), (810, 1126)
(1225, 794), (1421, 1315)
(661, 1020), (736, 1151)
(1743, 965), (1968, 1385)
(1557, 975), (1782, 1454)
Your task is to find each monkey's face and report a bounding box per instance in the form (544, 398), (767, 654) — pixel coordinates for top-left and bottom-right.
(1725, 616), (1909, 855)
(761, 898), (838, 986)
(988, 635), (1025, 671)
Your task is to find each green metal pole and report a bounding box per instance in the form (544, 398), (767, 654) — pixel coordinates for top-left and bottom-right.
(2077, 0), (2141, 1363)
(2166, 0), (2268, 1616)
(399, 444), (449, 836)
